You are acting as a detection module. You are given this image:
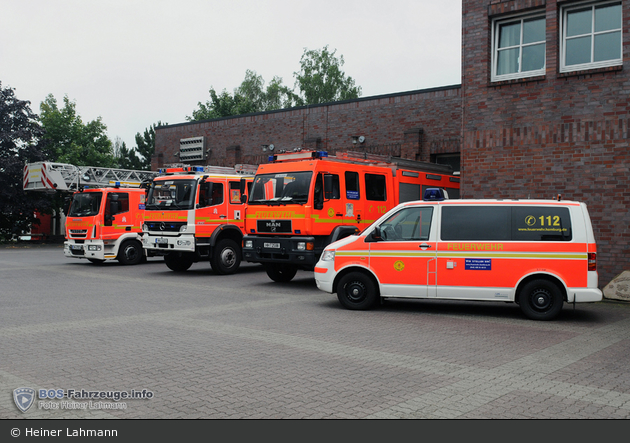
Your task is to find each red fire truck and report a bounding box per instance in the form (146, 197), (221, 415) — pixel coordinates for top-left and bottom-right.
(242, 150), (460, 282)
(141, 164), (257, 273)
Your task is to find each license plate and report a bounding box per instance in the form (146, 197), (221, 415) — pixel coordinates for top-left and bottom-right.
(154, 238), (168, 244)
(70, 245), (83, 250)
(264, 242), (281, 249)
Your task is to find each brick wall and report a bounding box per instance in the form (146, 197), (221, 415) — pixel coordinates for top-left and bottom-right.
(462, 0), (630, 285)
(153, 86), (462, 170)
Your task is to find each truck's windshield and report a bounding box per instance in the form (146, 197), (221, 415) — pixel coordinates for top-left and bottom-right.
(146, 179), (196, 210)
(249, 171), (313, 205)
(68, 192), (102, 217)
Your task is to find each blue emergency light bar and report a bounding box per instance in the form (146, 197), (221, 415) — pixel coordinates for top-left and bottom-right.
(423, 188), (446, 201)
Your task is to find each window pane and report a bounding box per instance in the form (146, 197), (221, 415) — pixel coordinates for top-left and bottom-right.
(566, 8), (592, 37)
(497, 48), (519, 75)
(522, 43), (545, 71)
(441, 207), (511, 241)
(595, 3), (621, 32)
(566, 35), (592, 65)
(523, 18), (545, 44)
(594, 31), (621, 62)
(499, 22), (521, 48)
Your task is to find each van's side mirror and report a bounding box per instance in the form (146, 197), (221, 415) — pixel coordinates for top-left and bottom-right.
(369, 226), (383, 242)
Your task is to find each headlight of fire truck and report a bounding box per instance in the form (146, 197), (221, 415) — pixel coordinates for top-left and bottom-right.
(142, 223), (149, 232)
(87, 245), (101, 251)
(297, 242), (314, 251)
(244, 240), (253, 248)
(179, 225), (188, 233)
(321, 249), (335, 261)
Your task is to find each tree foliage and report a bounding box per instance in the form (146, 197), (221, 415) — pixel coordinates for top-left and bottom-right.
(188, 47), (362, 120)
(0, 82), (52, 240)
(293, 45), (362, 105)
(39, 94), (113, 167)
(113, 122), (163, 170)
(187, 70), (298, 121)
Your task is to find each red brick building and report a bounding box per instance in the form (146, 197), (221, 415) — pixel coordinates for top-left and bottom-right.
(154, 0), (628, 286)
(461, 0), (628, 286)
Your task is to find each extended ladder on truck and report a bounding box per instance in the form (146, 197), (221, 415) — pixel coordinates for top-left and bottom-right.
(23, 161), (159, 192)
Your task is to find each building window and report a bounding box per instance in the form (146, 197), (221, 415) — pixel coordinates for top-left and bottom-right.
(560, 1), (622, 73)
(492, 13), (546, 81)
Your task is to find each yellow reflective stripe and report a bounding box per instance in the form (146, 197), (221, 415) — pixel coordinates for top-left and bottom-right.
(438, 252), (586, 259)
(247, 212), (305, 219)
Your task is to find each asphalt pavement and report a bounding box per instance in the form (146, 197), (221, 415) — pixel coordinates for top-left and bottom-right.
(1, 244), (629, 419)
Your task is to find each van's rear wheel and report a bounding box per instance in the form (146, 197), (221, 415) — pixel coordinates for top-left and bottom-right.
(337, 271), (379, 310)
(164, 252), (193, 272)
(519, 279), (563, 321)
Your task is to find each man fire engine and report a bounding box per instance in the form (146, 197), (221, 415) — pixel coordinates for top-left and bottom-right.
(141, 164), (257, 273)
(23, 162), (158, 265)
(242, 149), (460, 282)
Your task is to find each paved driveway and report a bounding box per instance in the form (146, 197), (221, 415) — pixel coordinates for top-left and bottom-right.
(1, 244), (629, 419)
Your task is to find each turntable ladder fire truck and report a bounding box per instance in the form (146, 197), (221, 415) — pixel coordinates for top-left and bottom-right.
(23, 161), (158, 265)
(242, 149), (461, 282)
(140, 164), (257, 274)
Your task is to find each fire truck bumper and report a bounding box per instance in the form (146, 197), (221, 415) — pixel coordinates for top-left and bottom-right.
(142, 233), (196, 253)
(242, 235), (320, 267)
(64, 240), (112, 261)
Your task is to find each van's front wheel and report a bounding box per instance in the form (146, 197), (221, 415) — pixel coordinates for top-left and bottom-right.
(337, 272), (379, 310)
(519, 279), (563, 321)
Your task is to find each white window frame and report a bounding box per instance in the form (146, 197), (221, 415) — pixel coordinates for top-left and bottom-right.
(491, 12), (547, 82)
(559, 0), (623, 73)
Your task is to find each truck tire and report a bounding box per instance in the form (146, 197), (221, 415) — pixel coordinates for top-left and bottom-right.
(210, 239), (241, 275)
(337, 271), (379, 310)
(117, 240), (144, 265)
(518, 279), (564, 321)
(164, 252), (193, 272)
(265, 264), (298, 282)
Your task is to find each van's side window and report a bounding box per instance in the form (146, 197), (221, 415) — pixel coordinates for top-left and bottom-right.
(512, 207), (572, 241)
(441, 206), (511, 240)
(441, 206), (573, 241)
(379, 207), (433, 241)
(365, 174), (386, 201)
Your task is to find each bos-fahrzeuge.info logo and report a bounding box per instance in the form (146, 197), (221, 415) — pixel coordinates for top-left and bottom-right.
(13, 387), (154, 413)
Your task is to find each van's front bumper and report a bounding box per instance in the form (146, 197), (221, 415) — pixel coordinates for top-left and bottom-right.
(314, 258), (335, 293)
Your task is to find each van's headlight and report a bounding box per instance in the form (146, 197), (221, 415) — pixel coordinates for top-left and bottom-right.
(321, 250), (335, 261)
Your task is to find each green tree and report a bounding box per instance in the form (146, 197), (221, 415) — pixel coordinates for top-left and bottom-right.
(133, 121), (164, 170)
(0, 82), (52, 240)
(113, 137), (142, 170)
(39, 94), (114, 167)
(187, 70), (298, 121)
(293, 45), (362, 105)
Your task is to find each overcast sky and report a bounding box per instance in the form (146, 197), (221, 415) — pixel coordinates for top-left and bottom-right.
(2, 0), (462, 153)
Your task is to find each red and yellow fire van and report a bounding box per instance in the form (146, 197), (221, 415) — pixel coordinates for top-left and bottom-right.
(314, 190), (602, 320)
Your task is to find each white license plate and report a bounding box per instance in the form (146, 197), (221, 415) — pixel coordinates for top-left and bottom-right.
(263, 242), (281, 249)
(154, 238), (168, 244)
(70, 245), (83, 250)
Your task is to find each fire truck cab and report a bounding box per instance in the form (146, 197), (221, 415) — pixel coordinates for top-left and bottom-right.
(242, 150), (460, 282)
(141, 164), (256, 273)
